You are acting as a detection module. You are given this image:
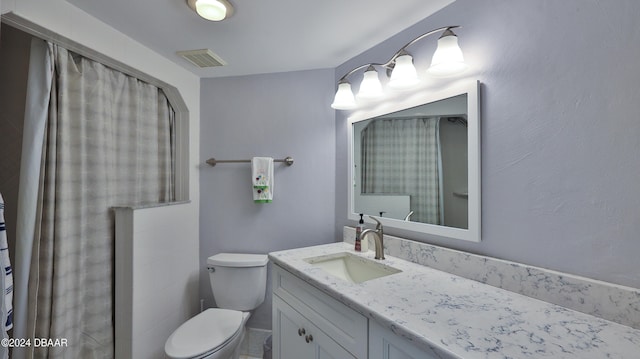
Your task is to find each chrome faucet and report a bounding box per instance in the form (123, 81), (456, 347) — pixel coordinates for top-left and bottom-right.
(360, 216), (385, 260)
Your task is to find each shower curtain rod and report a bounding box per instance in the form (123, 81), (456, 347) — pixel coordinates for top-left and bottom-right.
(375, 113), (467, 120)
(205, 156), (294, 167)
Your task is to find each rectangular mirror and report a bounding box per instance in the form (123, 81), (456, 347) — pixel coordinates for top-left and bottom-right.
(348, 80), (480, 242)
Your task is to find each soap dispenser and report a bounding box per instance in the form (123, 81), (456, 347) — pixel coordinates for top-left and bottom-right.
(355, 213), (365, 252)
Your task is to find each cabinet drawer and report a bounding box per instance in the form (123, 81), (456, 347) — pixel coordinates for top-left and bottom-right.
(273, 264), (367, 359)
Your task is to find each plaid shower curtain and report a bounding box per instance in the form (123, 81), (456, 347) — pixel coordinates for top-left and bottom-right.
(361, 117), (442, 224)
(23, 42), (175, 359)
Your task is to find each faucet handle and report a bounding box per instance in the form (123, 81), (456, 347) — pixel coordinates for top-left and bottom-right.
(368, 215), (383, 230)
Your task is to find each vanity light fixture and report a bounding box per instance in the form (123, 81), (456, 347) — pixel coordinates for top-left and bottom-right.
(388, 51), (419, 89)
(331, 26), (468, 110)
(332, 82), (358, 110)
(357, 65), (385, 100)
(187, 0), (234, 22)
(428, 28), (468, 77)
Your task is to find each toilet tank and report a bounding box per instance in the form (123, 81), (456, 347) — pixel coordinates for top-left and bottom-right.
(207, 253), (269, 311)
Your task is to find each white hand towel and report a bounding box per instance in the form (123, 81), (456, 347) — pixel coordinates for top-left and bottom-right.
(252, 157), (274, 203)
(0, 193), (13, 332)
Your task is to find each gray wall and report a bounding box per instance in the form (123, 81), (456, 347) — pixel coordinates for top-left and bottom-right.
(199, 69), (336, 329)
(336, 0), (640, 288)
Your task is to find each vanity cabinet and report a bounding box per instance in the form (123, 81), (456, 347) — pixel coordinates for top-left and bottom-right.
(272, 264), (441, 359)
(272, 265), (367, 359)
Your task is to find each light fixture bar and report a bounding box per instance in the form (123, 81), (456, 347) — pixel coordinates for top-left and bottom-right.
(390, 26), (460, 63)
(331, 26), (468, 110)
(336, 26), (457, 83)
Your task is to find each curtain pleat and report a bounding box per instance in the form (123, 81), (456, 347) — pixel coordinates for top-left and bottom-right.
(26, 43), (175, 359)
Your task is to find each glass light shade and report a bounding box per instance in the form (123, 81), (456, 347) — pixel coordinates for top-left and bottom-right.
(331, 82), (357, 110)
(195, 0), (227, 21)
(428, 34), (468, 77)
(357, 68), (384, 100)
(388, 54), (419, 89)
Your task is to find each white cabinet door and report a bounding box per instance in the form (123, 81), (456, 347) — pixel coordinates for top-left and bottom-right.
(275, 298), (313, 359)
(369, 321), (444, 359)
(273, 296), (356, 359)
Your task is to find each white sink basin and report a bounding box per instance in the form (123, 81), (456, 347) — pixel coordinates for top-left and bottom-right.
(304, 252), (402, 283)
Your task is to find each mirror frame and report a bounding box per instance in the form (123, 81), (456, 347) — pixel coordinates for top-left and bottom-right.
(347, 80), (481, 242)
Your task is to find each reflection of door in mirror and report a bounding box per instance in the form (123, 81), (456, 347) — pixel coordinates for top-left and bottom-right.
(439, 117), (468, 229)
(353, 94), (468, 229)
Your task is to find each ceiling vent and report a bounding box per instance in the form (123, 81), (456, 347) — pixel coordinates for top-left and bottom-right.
(177, 49), (227, 68)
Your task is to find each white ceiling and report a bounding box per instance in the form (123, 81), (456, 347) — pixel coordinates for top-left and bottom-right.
(65, 0), (454, 78)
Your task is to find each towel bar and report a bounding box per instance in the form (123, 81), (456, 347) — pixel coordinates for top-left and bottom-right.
(205, 156), (294, 167)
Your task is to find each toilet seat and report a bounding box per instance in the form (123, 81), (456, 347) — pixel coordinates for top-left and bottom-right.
(165, 308), (244, 359)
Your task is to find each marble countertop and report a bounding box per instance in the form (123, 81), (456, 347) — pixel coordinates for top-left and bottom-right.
(269, 242), (640, 359)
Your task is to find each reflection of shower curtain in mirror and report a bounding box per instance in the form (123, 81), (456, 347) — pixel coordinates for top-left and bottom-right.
(361, 117), (441, 224)
(14, 40), (175, 359)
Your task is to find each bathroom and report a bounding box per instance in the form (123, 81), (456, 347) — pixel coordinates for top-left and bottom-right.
(1, 0), (639, 358)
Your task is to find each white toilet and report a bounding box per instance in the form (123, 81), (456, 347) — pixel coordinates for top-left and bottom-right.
(165, 253), (269, 359)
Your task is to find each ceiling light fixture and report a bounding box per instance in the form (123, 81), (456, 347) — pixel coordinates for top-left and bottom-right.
(331, 26), (468, 110)
(187, 0), (234, 22)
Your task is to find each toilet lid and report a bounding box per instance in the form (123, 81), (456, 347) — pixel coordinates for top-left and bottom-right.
(165, 308), (243, 359)
(207, 253), (268, 267)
